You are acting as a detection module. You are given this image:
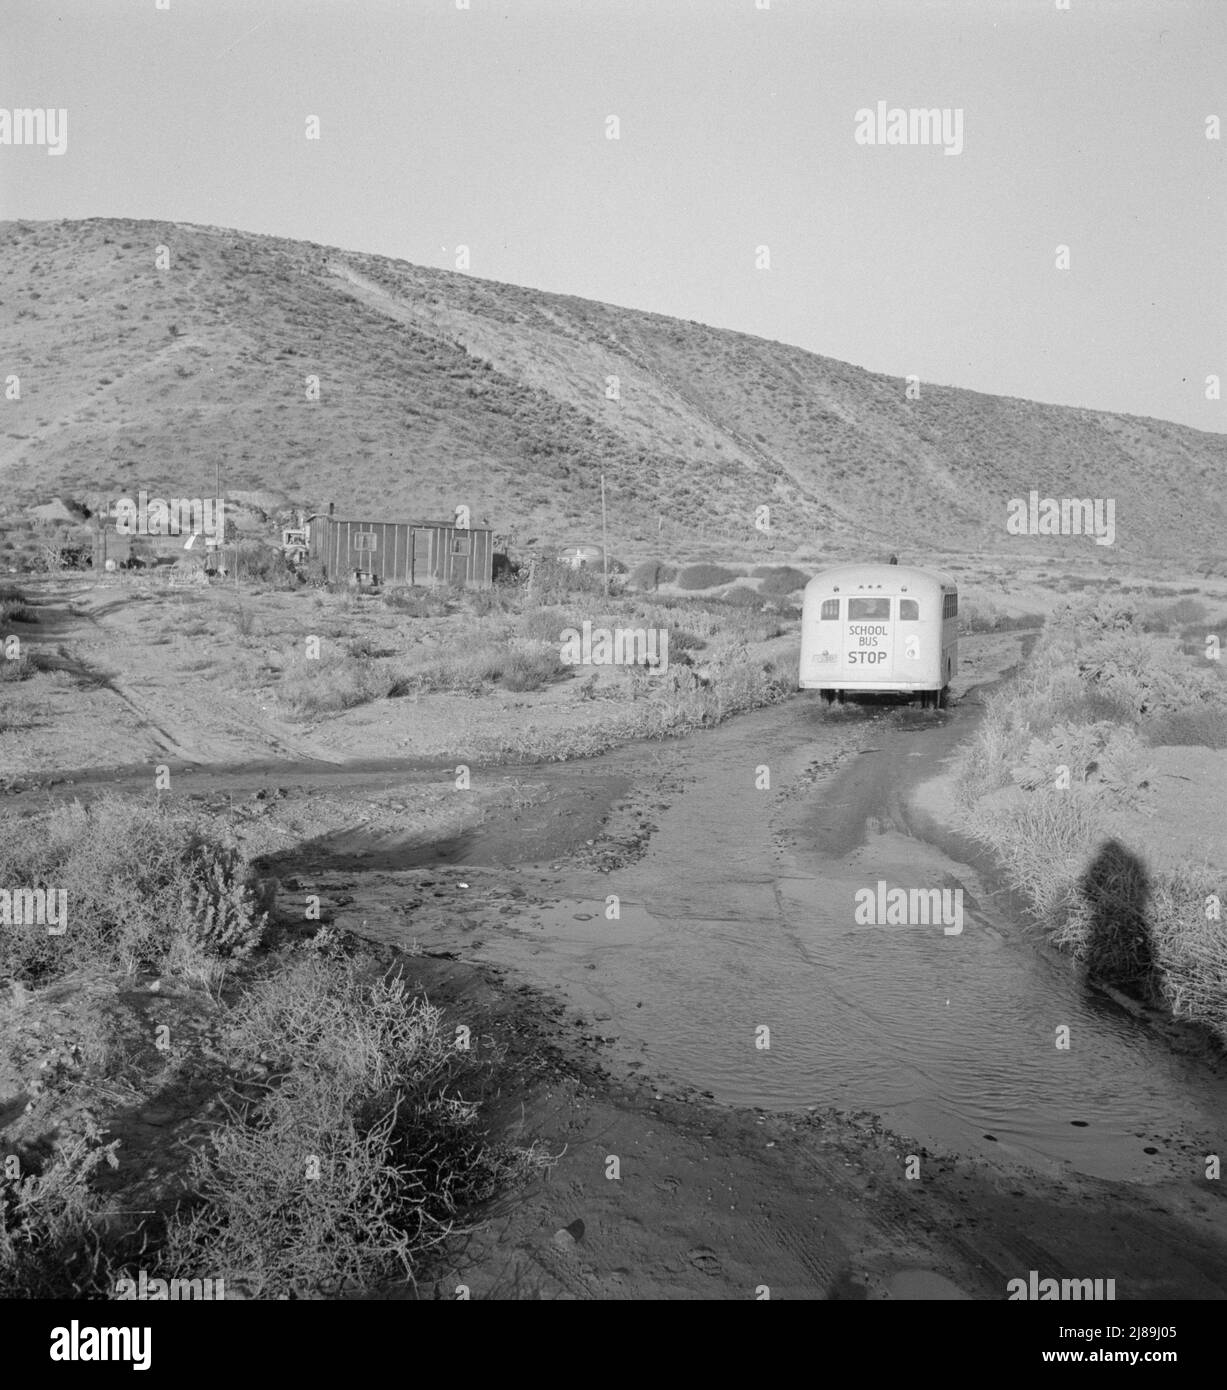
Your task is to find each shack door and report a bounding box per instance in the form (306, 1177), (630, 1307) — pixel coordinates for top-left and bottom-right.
(411, 528), (433, 585)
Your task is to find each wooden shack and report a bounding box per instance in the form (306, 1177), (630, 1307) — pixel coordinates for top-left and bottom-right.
(306, 513), (494, 588)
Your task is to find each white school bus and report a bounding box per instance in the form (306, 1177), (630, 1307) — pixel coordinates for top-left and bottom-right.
(799, 563), (958, 708)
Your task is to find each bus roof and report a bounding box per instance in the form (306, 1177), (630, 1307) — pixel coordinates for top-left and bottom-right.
(803, 562), (955, 592)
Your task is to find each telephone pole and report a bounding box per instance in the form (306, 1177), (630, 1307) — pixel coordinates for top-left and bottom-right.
(601, 473), (609, 597)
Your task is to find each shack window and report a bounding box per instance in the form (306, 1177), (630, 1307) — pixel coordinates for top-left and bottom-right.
(899, 599), (920, 621)
(354, 532), (377, 552)
(451, 536), (471, 555)
(848, 596), (890, 621)
(820, 598), (839, 620)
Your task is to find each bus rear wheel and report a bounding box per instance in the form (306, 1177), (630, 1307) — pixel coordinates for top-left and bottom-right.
(937, 685), (949, 710)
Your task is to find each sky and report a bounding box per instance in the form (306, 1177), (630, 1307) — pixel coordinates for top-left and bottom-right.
(3, 0), (1225, 434)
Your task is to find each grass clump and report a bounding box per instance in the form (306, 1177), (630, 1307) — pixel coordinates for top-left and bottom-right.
(0, 648), (43, 681)
(382, 588), (453, 618)
(392, 640), (566, 696)
(278, 651), (393, 716)
(0, 584), (37, 624)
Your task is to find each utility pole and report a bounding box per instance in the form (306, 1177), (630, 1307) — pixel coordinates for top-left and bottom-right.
(601, 472), (609, 598)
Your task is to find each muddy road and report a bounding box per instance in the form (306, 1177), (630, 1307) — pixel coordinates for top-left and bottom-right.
(443, 696), (1226, 1186)
(13, 638), (1227, 1297)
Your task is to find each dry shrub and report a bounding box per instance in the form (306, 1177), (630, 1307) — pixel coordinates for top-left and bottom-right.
(1144, 706), (1227, 749)
(161, 954), (552, 1297)
(628, 560), (678, 591)
(278, 650), (393, 716)
(523, 556), (608, 604)
(719, 584), (765, 609)
(0, 1128), (124, 1298)
(675, 563), (738, 590)
(954, 595), (1227, 1038)
(754, 565), (809, 596)
(0, 796), (268, 983)
(965, 789), (1101, 927)
(391, 639), (565, 696)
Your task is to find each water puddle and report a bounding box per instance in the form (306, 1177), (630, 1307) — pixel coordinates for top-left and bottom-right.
(464, 699), (1227, 1182)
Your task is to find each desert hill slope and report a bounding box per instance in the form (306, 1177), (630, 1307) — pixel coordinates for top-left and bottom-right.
(2, 217), (1222, 561)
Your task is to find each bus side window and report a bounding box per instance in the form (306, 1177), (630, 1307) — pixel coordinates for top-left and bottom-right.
(899, 599), (920, 621)
(820, 598), (839, 620)
(942, 593), (958, 619)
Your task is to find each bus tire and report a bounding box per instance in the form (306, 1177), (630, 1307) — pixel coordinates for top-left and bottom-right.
(937, 685), (949, 710)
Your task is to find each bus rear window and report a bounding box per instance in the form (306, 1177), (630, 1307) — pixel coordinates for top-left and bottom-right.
(848, 596), (890, 621)
(899, 599), (919, 620)
(820, 598), (839, 620)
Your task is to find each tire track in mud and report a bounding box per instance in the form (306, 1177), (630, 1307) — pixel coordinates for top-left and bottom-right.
(22, 613), (188, 759)
(29, 586), (340, 767)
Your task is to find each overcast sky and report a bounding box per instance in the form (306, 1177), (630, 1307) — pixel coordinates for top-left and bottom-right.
(3, 0), (1224, 433)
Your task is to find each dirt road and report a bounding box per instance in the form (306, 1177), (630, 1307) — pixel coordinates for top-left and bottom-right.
(11, 627), (1227, 1298)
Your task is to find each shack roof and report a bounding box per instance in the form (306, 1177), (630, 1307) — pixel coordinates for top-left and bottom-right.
(307, 514), (492, 531)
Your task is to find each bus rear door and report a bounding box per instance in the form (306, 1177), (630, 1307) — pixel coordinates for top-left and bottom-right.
(844, 594), (893, 682)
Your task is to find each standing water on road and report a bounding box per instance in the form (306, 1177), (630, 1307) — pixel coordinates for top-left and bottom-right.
(469, 695), (1227, 1183)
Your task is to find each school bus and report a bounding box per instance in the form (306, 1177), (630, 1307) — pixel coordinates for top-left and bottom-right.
(799, 563), (958, 708)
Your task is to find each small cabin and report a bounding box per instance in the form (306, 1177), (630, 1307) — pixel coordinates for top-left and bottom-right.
(306, 513), (494, 588)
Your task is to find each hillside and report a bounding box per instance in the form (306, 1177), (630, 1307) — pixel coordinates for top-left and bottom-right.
(2, 217), (1223, 562)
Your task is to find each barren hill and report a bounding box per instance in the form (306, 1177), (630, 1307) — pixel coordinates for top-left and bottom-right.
(2, 217), (1222, 562)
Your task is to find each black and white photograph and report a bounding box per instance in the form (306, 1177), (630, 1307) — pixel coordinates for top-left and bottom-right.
(2, 0), (1226, 1346)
